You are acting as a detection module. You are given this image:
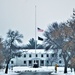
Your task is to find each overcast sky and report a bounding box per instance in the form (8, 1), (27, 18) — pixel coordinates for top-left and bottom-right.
(0, 0), (75, 44)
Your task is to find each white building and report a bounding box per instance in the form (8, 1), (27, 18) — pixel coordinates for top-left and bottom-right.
(10, 49), (64, 67)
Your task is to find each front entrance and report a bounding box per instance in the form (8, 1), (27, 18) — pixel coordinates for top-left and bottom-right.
(33, 60), (39, 68)
(36, 60), (39, 66)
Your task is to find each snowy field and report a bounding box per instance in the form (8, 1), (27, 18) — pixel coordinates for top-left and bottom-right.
(0, 66), (75, 75)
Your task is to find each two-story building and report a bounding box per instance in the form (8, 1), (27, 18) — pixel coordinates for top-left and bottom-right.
(10, 49), (64, 67)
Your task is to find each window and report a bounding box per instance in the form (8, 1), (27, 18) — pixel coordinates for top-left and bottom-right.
(29, 60), (32, 64)
(11, 61), (14, 64)
(29, 54), (31, 57)
(59, 54), (61, 57)
(41, 60), (44, 64)
(40, 60), (44, 66)
(46, 54), (49, 57)
(46, 60), (49, 66)
(47, 60), (49, 64)
(17, 54), (21, 57)
(29, 60), (32, 65)
(59, 60), (62, 64)
(24, 61), (26, 64)
(41, 54), (43, 57)
(51, 54), (54, 57)
(36, 54), (38, 57)
(24, 54), (26, 57)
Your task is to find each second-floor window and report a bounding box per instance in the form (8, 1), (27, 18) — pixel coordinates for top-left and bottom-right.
(59, 60), (62, 64)
(36, 54), (38, 57)
(41, 54), (43, 57)
(24, 54), (26, 57)
(29, 54), (31, 57)
(11, 61), (14, 64)
(51, 54), (54, 57)
(46, 54), (49, 57)
(59, 54), (62, 57)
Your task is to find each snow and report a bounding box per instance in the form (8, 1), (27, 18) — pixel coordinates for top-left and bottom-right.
(0, 69), (18, 75)
(13, 66), (53, 72)
(0, 66), (75, 75)
(21, 49), (53, 54)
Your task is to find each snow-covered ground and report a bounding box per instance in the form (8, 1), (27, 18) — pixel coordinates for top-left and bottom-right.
(13, 66), (54, 72)
(0, 69), (18, 75)
(0, 66), (75, 75)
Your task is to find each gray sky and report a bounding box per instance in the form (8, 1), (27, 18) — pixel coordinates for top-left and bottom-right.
(0, 0), (75, 44)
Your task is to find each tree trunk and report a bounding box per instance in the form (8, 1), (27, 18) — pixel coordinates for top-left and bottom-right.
(5, 60), (10, 74)
(64, 63), (68, 73)
(74, 68), (75, 72)
(71, 67), (72, 72)
(63, 53), (69, 73)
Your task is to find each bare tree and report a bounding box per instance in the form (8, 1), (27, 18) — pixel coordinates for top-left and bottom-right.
(3, 29), (23, 74)
(44, 16), (75, 73)
(0, 38), (4, 68)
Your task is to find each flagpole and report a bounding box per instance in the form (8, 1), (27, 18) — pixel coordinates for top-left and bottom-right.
(35, 5), (36, 53)
(34, 5), (37, 65)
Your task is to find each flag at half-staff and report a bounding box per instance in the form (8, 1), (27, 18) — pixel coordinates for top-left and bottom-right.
(38, 36), (43, 41)
(37, 27), (44, 32)
(37, 27), (44, 41)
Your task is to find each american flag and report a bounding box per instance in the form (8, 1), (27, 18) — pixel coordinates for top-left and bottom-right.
(37, 27), (44, 32)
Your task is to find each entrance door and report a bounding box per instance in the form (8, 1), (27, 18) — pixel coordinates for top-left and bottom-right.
(33, 60), (39, 68)
(36, 60), (39, 67)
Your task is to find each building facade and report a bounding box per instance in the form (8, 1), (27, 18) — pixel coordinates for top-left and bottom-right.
(10, 49), (64, 67)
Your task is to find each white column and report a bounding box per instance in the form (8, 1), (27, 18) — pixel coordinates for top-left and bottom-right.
(27, 60), (29, 66)
(32, 60), (34, 67)
(15, 56), (17, 66)
(38, 60), (40, 67)
(44, 60), (45, 66)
